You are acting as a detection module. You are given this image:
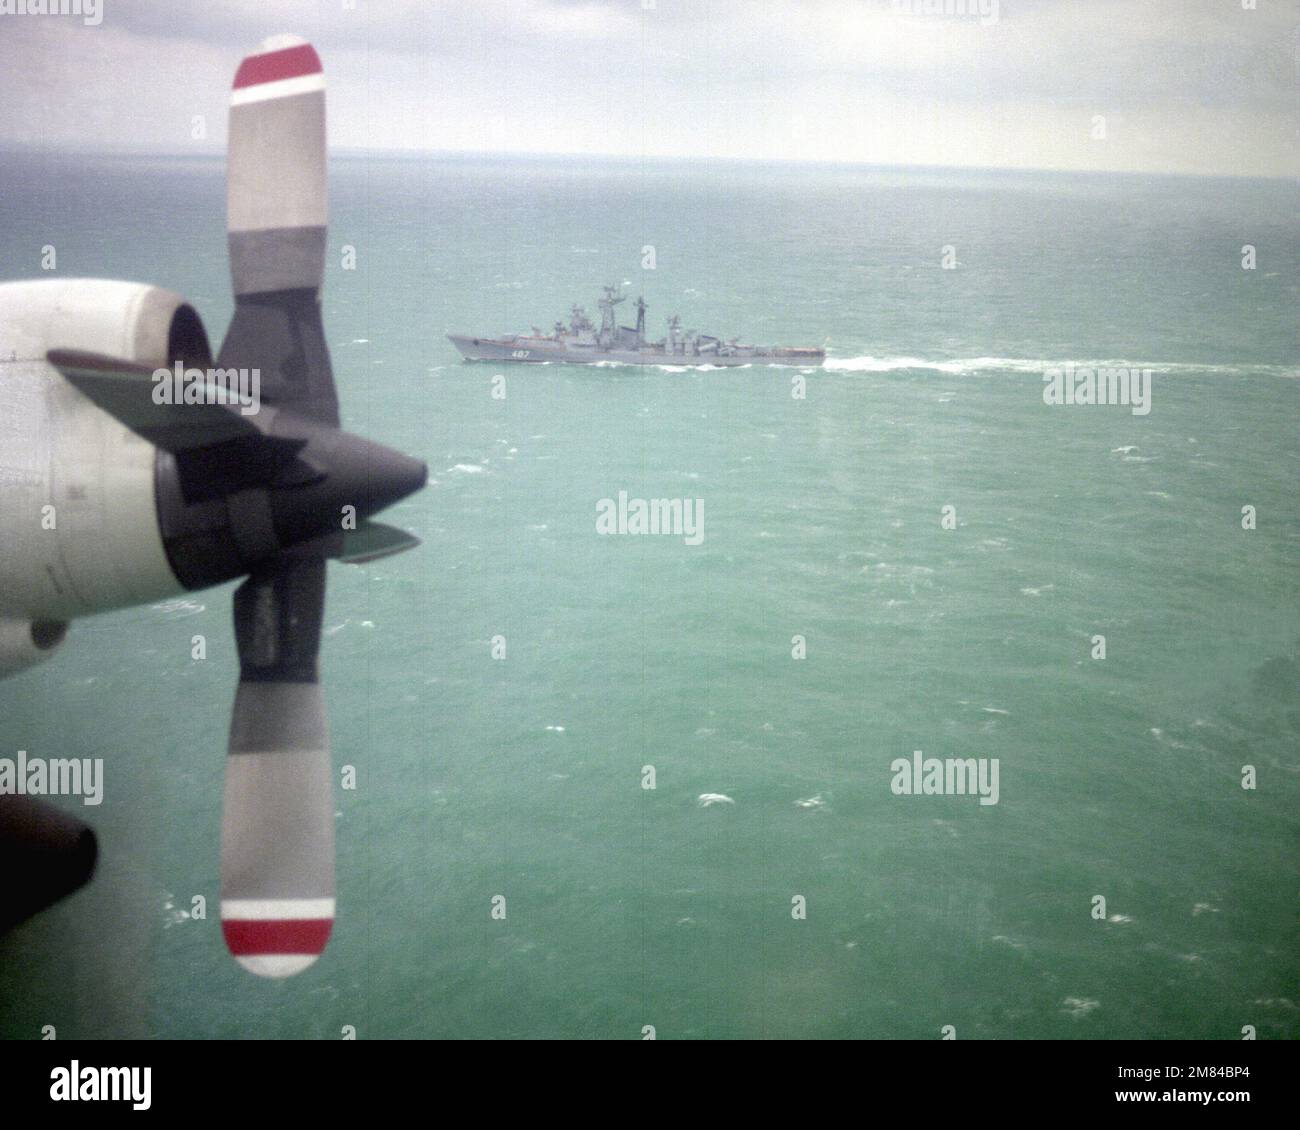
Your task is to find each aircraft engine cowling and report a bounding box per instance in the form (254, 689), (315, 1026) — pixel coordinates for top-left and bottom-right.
(0, 279), (213, 622)
(0, 619), (68, 679)
(0, 278), (211, 369)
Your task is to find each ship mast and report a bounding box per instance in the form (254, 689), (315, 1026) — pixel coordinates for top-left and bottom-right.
(634, 296), (647, 346)
(597, 284), (624, 346)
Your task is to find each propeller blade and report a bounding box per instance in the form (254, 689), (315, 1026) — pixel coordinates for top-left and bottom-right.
(47, 349), (259, 453)
(220, 34), (337, 426)
(220, 558), (334, 977)
(336, 521), (423, 565)
(226, 34), (326, 299)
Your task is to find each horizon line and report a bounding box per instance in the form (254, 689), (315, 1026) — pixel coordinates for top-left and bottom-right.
(0, 142), (1293, 183)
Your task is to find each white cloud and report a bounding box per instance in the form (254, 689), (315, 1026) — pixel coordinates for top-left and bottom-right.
(0, 0), (1292, 176)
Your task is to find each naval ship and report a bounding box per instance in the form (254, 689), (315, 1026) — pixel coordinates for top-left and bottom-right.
(449, 286), (825, 367)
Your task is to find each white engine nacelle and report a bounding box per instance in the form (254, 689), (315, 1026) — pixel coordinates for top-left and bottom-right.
(0, 279), (212, 623)
(0, 618), (68, 679)
(0, 278), (209, 366)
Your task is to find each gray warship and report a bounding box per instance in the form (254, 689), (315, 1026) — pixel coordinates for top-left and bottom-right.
(449, 285), (825, 367)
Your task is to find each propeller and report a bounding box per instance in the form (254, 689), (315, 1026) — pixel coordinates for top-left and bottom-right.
(42, 36), (424, 975)
(212, 35), (422, 977)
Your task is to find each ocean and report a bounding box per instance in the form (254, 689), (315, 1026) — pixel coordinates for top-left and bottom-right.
(0, 151), (1296, 1039)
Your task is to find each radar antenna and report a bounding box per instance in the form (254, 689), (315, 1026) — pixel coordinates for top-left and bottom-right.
(666, 313), (682, 354)
(597, 284), (625, 342)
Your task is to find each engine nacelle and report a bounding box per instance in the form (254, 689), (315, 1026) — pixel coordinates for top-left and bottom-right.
(0, 279), (212, 623)
(0, 619), (68, 679)
(0, 278), (210, 368)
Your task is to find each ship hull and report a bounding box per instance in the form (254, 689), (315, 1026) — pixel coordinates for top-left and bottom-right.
(448, 334), (824, 367)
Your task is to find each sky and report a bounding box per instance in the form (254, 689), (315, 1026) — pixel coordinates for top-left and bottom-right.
(0, 0), (1295, 176)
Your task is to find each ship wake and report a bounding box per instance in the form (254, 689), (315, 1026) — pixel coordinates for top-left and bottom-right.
(823, 355), (1300, 378)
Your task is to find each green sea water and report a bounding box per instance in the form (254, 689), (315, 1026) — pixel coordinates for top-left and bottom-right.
(0, 153), (1296, 1039)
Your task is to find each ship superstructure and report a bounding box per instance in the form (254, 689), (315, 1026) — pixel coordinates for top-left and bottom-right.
(449, 285), (824, 367)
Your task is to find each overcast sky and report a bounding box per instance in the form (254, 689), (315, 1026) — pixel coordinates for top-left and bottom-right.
(1, 0), (1295, 176)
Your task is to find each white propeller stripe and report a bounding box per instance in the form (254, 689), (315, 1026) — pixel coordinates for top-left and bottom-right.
(231, 72), (325, 107)
(222, 898), (335, 920)
(235, 955), (322, 978)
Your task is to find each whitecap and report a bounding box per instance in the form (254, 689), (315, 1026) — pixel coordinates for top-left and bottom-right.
(1062, 997), (1100, 1018)
(161, 893), (191, 930)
